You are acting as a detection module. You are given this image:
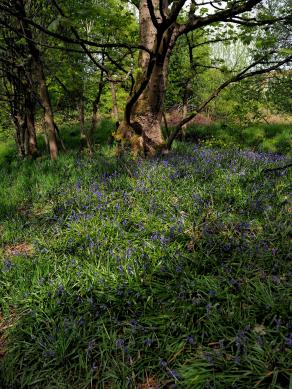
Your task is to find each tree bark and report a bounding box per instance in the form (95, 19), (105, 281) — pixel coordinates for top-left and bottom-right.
(38, 66), (58, 159)
(110, 81), (119, 121)
(91, 99), (99, 135)
(10, 87), (37, 158)
(116, 0), (267, 155)
(25, 94), (38, 157)
(16, 0), (58, 160)
(15, 114), (26, 157)
(117, 0), (178, 156)
(90, 77), (104, 147)
(79, 99), (86, 148)
(14, 120), (23, 157)
(181, 102), (188, 141)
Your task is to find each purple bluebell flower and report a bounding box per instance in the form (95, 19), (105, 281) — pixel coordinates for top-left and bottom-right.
(256, 336), (264, 347)
(130, 319), (138, 330)
(77, 317), (85, 327)
(185, 335), (195, 345)
(222, 243), (231, 253)
(144, 338), (153, 346)
(151, 232), (159, 241)
(204, 353), (214, 365)
(3, 260), (13, 271)
(274, 317), (282, 330)
(87, 340), (96, 354)
(234, 355), (241, 365)
(285, 333), (292, 347)
(56, 285), (64, 297)
(92, 361), (98, 371)
(116, 338), (124, 349)
(168, 370), (180, 380)
(206, 303), (212, 314)
(43, 349), (56, 358)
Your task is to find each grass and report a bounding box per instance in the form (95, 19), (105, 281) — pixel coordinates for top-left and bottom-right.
(184, 123), (292, 156)
(55, 117), (115, 150)
(0, 139), (291, 388)
(0, 117), (115, 165)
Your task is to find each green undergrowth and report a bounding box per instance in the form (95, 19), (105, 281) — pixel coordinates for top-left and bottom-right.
(0, 117), (115, 165)
(185, 123), (292, 156)
(0, 140), (16, 166)
(0, 143), (291, 388)
(56, 117), (115, 149)
(0, 121), (290, 167)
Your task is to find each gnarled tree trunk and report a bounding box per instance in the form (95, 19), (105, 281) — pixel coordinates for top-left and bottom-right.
(117, 0), (178, 155)
(117, 0), (264, 155)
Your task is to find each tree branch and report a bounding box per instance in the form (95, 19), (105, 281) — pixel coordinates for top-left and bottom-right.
(147, 0), (160, 29)
(0, 3), (153, 55)
(179, 0), (263, 35)
(169, 0), (187, 24)
(167, 54), (292, 149)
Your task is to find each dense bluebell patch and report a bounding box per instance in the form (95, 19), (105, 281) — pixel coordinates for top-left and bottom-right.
(0, 144), (291, 388)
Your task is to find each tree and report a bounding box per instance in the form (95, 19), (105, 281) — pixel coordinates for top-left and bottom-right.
(0, 3), (38, 157)
(115, 0), (291, 155)
(0, 0), (290, 158)
(0, 0), (60, 159)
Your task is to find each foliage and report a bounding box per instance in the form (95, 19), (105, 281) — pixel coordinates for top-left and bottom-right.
(165, 31), (212, 110)
(0, 141), (291, 388)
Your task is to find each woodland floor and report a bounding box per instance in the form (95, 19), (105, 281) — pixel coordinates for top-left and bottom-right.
(0, 126), (291, 388)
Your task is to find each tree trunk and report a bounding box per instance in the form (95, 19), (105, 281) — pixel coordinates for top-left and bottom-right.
(54, 123), (66, 152)
(14, 114), (26, 157)
(117, 0), (178, 156)
(110, 81), (119, 121)
(181, 102), (188, 141)
(25, 94), (38, 157)
(14, 121), (23, 157)
(79, 99), (93, 153)
(16, 0), (58, 160)
(36, 59), (58, 160)
(26, 116), (37, 156)
(91, 99), (99, 137)
(79, 99), (86, 149)
(90, 75), (105, 148)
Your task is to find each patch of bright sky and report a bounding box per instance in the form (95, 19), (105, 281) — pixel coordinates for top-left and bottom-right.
(183, 1), (253, 70)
